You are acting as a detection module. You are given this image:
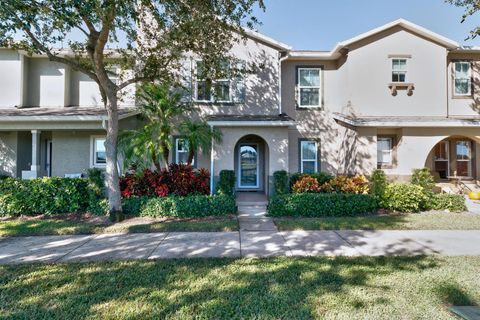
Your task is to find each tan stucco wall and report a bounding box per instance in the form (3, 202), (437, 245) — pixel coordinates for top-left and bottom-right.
(0, 132), (18, 177)
(51, 130), (105, 177)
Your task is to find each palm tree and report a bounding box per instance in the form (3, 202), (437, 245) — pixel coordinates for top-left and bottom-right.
(119, 83), (189, 171)
(179, 120), (222, 165)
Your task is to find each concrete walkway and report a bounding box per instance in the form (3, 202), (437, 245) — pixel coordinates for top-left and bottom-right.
(1, 230), (480, 264)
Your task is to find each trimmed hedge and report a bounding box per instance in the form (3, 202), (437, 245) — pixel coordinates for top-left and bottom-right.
(0, 177), (90, 216)
(273, 170), (289, 195)
(122, 194), (236, 218)
(267, 193), (378, 217)
(380, 183), (426, 213)
(216, 170), (235, 196)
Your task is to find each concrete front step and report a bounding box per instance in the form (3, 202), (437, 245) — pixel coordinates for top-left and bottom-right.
(236, 201), (268, 206)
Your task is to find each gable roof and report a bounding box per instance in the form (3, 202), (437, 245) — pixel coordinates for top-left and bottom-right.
(243, 29), (292, 51)
(288, 19), (459, 60)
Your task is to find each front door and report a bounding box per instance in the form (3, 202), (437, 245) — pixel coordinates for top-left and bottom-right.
(238, 144), (259, 189)
(46, 140), (52, 177)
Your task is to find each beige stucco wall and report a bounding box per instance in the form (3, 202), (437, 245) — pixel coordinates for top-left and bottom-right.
(26, 58), (67, 107)
(0, 132), (18, 177)
(0, 50), (23, 108)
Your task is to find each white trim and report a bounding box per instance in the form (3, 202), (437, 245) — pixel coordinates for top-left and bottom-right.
(332, 113), (480, 128)
(90, 135), (107, 168)
(238, 143), (259, 189)
(377, 137), (393, 165)
(175, 138), (190, 165)
(300, 140), (318, 173)
(391, 58), (408, 83)
(242, 29), (292, 51)
(286, 19), (459, 61)
(453, 61), (472, 96)
(206, 120), (295, 127)
(297, 68), (322, 108)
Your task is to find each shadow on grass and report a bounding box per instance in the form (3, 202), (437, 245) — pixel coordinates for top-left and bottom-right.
(435, 281), (478, 306)
(0, 256), (452, 319)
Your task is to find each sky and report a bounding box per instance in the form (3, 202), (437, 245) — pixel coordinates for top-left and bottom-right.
(251, 0), (480, 50)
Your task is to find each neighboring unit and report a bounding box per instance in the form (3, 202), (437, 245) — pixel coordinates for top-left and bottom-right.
(1, 19), (479, 195)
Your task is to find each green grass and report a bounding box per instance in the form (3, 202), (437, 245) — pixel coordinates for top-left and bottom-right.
(0, 256), (479, 319)
(0, 218), (238, 237)
(274, 212), (480, 231)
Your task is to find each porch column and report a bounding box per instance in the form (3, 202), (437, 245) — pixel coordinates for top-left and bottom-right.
(21, 130), (42, 179)
(30, 130), (41, 172)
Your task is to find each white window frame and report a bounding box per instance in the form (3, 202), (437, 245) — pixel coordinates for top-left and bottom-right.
(175, 138), (193, 165)
(377, 137), (393, 166)
(391, 58), (407, 83)
(90, 136), (107, 168)
(297, 68), (322, 108)
(454, 61), (472, 96)
(194, 60), (236, 103)
(300, 140), (318, 173)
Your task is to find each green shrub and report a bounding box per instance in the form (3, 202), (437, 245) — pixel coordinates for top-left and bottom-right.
(370, 169), (387, 201)
(267, 193), (378, 217)
(0, 177), (90, 216)
(273, 171), (289, 195)
(122, 194), (236, 218)
(86, 168), (107, 215)
(411, 168), (435, 193)
(289, 172), (333, 190)
(425, 193), (467, 212)
(381, 183), (426, 213)
(216, 170), (235, 196)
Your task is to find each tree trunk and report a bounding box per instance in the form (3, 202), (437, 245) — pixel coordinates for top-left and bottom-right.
(104, 93), (123, 221)
(162, 142), (170, 171)
(187, 148), (195, 166)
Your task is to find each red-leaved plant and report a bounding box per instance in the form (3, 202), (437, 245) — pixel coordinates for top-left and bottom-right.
(120, 164), (210, 198)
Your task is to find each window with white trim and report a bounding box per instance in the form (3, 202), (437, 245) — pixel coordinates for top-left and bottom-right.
(175, 138), (193, 165)
(377, 137), (393, 166)
(194, 60), (244, 103)
(300, 140), (318, 173)
(298, 68), (321, 107)
(92, 137), (106, 167)
(454, 61), (471, 96)
(392, 59), (407, 83)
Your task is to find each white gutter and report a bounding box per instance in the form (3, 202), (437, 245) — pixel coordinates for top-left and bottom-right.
(206, 120), (295, 127)
(209, 123), (215, 195)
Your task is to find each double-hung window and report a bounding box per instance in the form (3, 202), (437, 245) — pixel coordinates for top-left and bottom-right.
(392, 59), (407, 82)
(454, 61), (471, 96)
(377, 137), (393, 167)
(298, 68), (321, 107)
(300, 140), (318, 173)
(175, 138), (192, 165)
(92, 137), (106, 167)
(195, 60), (243, 103)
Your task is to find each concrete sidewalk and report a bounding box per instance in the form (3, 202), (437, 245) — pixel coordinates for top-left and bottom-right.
(1, 230), (480, 264)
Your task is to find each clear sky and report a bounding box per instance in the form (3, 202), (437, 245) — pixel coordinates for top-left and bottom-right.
(252, 0), (480, 50)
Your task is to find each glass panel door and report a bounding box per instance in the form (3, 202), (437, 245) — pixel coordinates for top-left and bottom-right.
(239, 144), (258, 188)
(434, 141), (449, 179)
(456, 141), (471, 177)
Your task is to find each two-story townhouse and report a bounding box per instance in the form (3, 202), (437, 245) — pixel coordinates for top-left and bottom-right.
(1, 19), (479, 196)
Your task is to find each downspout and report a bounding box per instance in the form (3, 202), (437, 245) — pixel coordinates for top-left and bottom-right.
(209, 123), (215, 195)
(278, 52), (290, 115)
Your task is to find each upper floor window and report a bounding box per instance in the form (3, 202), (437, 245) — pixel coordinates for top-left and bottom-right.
(91, 136), (106, 167)
(298, 68), (322, 108)
(392, 59), (407, 83)
(377, 137), (393, 167)
(454, 61), (471, 96)
(194, 60), (245, 103)
(300, 140), (318, 173)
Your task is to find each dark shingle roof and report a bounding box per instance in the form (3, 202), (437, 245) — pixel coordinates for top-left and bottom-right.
(0, 107), (137, 117)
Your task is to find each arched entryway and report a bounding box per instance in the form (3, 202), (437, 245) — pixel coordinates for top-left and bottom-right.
(234, 134), (269, 194)
(426, 136), (477, 180)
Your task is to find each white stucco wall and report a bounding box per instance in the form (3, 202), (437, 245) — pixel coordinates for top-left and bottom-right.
(26, 58), (67, 107)
(0, 132), (18, 177)
(0, 50), (23, 108)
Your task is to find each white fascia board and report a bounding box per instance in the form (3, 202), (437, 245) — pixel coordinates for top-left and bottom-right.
(243, 29), (292, 51)
(207, 120), (295, 127)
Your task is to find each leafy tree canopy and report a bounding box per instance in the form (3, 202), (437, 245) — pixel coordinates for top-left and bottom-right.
(447, 0), (480, 40)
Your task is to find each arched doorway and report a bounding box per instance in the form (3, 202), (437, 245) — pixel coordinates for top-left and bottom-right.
(426, 136), (477, 180)
(234, 134), (269, 194)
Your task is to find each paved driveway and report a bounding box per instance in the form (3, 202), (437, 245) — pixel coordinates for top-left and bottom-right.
(1, 230), (480, 264)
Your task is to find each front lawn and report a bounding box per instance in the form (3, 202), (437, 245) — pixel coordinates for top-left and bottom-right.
(0, 256), (479, 319)
(274, 212), (480, 231)
(0, 216), (238, 237)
